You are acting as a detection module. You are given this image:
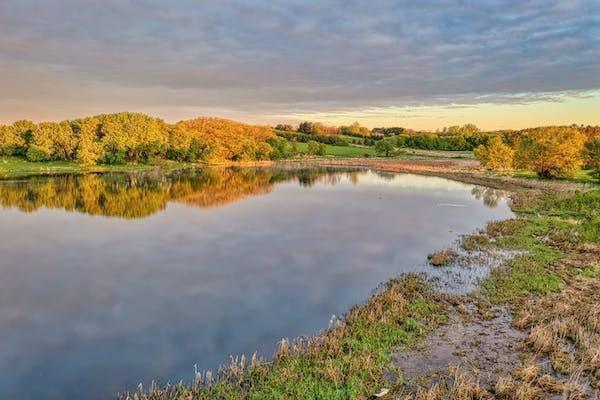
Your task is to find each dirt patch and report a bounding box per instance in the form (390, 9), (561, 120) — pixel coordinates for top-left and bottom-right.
(388, 298), (526, 391)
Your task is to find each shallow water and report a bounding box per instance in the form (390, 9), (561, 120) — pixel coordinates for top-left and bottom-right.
(0, 167), (513, 399)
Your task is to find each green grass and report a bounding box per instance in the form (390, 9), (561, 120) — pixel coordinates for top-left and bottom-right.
(0, 156), (194, 179)
(480, 190), (600, 303)
(398, 148), (475, 160)
(295, 143), (377, 157)
(513, 169), (600, 185)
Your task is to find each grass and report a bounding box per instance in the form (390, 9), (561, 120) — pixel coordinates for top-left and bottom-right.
(0, 156), (194, 179)
(295, 143), (378, 157)
(293, 143), (474, 159)
(398, 148), (475, 160)
(514, 169), (600, 185)
(121, 275), (447, 400)
(468, 188), (599, 396)
(450, 188), (600, 398)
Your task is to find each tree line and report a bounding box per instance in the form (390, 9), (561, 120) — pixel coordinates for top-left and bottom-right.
(0, 113), (277, 165)
(276, 122), (490, 152)
(474, 126), (600, 179)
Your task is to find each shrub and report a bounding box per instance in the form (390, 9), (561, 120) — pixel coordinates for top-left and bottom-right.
(583, 138), (600, 177)
(474, 136), (514, 171)
(515, 127), (586, 179)
(102, 148), (126, 164)
(307, 141), (326, 156)
(26, 145), (51, 162)
(374, 137), (396, 157)
(267, 137), (293, 160)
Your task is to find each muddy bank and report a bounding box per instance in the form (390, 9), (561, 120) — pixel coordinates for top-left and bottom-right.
(389, 299), (526, 391)
(275, 158), (592, 192)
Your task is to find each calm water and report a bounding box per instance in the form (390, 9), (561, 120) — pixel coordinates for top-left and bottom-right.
(0, 168), (513, 399)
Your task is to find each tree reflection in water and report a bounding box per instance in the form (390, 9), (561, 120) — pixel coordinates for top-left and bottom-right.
(0, 168), (508, 218)
(0, 168), (350, 218)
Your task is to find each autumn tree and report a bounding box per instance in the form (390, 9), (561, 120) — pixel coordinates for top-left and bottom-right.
(0, 125), (22, 155)
(0, 120), (35, 155)
(72, 117), (104, 165)
(514, 127), (586, 179)
(474, 136), (514, 171)
(26, 122), (75, 161)
(172, 117), (274, 162)
(340, 122), (370, 137)
(98, 112), (168, 163)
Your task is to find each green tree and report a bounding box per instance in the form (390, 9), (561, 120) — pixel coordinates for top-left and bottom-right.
(375, 138), (396, 157)
(298, 121), (313, 134)
(584, 138), (600, 178)
(274, 124), (295, 132)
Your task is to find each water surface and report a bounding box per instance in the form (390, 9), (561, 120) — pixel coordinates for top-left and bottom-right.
(0, 167), (512, 399)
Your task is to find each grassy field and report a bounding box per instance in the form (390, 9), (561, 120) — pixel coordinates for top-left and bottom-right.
(295, 142), (378, 157)
(398, 148), (475, 160)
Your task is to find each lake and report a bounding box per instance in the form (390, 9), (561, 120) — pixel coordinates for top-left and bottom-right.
(0, 167), (513, 399)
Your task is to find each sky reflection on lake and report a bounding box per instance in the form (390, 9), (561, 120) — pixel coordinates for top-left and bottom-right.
(0, 168), (512, 399)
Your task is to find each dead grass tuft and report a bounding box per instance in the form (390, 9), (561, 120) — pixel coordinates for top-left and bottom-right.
(427, 249), (459, 267)
(513, 278), (600, 393)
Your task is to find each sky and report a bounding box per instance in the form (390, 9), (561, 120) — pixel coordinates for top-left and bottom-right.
(0, 0), (599, 130)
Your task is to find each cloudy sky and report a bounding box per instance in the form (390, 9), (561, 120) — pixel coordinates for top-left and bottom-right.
(1, 0), (599, 129)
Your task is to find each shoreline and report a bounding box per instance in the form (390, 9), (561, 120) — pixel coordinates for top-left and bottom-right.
(2, 155), (597, 191)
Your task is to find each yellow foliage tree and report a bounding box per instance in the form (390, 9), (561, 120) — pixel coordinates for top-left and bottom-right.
(97, 112), (168, 163)
(73, 117), (104, 165)
(23, 121), (75, 161)
(0, 125), (22, 155)
(514, 127), (586, 179)
(0, 120), (35, 155)
(174, 117), (274, 162)
(474, 136), (514, 171)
